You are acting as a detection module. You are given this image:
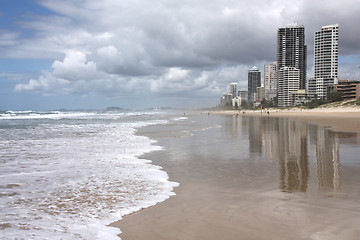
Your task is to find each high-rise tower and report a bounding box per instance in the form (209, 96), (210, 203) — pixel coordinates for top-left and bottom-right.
(277, 24), (307, 90)
(229, 83), (237, 98)
(264, 61), (278, 101)
(309, 24), (339, 99)
(314, 24), (339, 81)
(248, 66), (261, 103)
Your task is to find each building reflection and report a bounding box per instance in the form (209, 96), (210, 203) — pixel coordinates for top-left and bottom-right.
(276, 118), (309, 192)
(247, 116), (341, 193)
(312, 126), (341, 191)
(248, 116), (263, 154)
(263, 117), (280, 162)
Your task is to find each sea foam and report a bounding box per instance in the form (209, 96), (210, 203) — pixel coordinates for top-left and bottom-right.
(0, 111), (178, 239)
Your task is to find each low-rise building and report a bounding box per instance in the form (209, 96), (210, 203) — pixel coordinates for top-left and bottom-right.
(290, 89), (313, 106)
(238, 90), (248, 102)
(220, 93), (233, 107)
(232, 97), (242, 109)
(257, 86), (265, 101)
(308, 77), (338, 100)
(335, 80), (360, 100)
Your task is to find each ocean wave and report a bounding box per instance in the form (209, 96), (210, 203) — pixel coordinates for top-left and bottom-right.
(0, 112), (178, 239)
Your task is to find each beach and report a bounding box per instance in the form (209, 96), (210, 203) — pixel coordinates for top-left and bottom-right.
(211, 107), (360, 133)
(112, 110), (360, 240)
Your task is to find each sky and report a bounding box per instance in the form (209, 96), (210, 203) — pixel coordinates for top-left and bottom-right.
(1, 0), (360, 110)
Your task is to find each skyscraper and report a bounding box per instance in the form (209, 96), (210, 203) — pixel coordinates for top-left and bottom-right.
(264, 61), (278, 101)
(277, 24), (307, 90)
(314, 24), (339, 80)
(229, 83), (237, 98)
(248, 66), (261, 103)
(309, 24), (339, 99)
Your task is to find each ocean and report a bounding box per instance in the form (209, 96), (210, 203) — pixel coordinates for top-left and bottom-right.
(0, 110), (181, 239)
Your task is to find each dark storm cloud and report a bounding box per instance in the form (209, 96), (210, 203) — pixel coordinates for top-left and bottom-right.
(299, 0), (360, 55)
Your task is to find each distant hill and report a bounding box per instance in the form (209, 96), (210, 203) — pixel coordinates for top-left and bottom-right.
(105, 107), (131, 112)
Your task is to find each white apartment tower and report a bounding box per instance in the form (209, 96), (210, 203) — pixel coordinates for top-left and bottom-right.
(278, 67), (300, 107)
(264, 62), (278, 101)
(229, 83), (237, 98)
(309, 24), (339, 98)
(314, 24), (339, 81)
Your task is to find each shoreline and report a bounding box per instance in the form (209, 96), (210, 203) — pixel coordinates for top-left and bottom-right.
(209, 107), (360, 133)
(111, 111), (360, 240)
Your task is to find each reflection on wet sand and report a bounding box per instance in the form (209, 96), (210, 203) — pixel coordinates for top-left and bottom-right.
(243, 116), (345, 193)
(118, 114), (360, 240)
(248, 116), (263, 154)
(277, 118), (309, 192)
(312, 126), (341, 192)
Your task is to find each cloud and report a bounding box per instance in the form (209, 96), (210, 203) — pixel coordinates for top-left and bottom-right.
(15, 71), (69, 94)
(51, 50), (104, 81)
(5, 0), (360, 107)
(0, 30), (20, 47)
(95, 45), (154, 76)
(299, 0), (360, 55)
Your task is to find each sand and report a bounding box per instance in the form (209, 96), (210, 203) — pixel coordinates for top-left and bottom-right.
(111, 110), (360, 240)
(211, 107), (360, 132)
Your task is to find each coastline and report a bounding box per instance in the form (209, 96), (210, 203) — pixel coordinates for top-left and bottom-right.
(111, 110), (360, 240)
(210, 107), (360, 133)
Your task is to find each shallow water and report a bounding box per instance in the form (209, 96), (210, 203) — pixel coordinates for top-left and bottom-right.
(0, 110), (179, 239)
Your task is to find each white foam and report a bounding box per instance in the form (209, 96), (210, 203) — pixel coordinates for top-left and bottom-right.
(0, 110), (164, 120)
(0, 112), (178, 239)
(171, 116), (188, 121)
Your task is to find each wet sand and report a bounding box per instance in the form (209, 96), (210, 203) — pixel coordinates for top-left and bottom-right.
(111, 112), (360, 240)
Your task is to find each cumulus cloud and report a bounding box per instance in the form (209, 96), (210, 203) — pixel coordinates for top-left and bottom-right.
(5, 0), (360, 107)
(15, 71), (69, 94)
(52, 51), (103, 81)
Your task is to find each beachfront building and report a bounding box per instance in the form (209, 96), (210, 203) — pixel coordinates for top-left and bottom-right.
(264, 62), (278, 101)
(335, 79), (360, 100)
(290, 89), (313, 106)
(248, 66), (261, 104)
(309, 24), (339, 99)
(278, 67), (300, 107)
(314, 24), (339, 81)
(220, 93), (233, 107)
(232, 97), (242, 109)
(257, 86), (265, 101)
(277, 24), (307, 90)
(229, 83), (237, 98)
(238, 90), (248, 102)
